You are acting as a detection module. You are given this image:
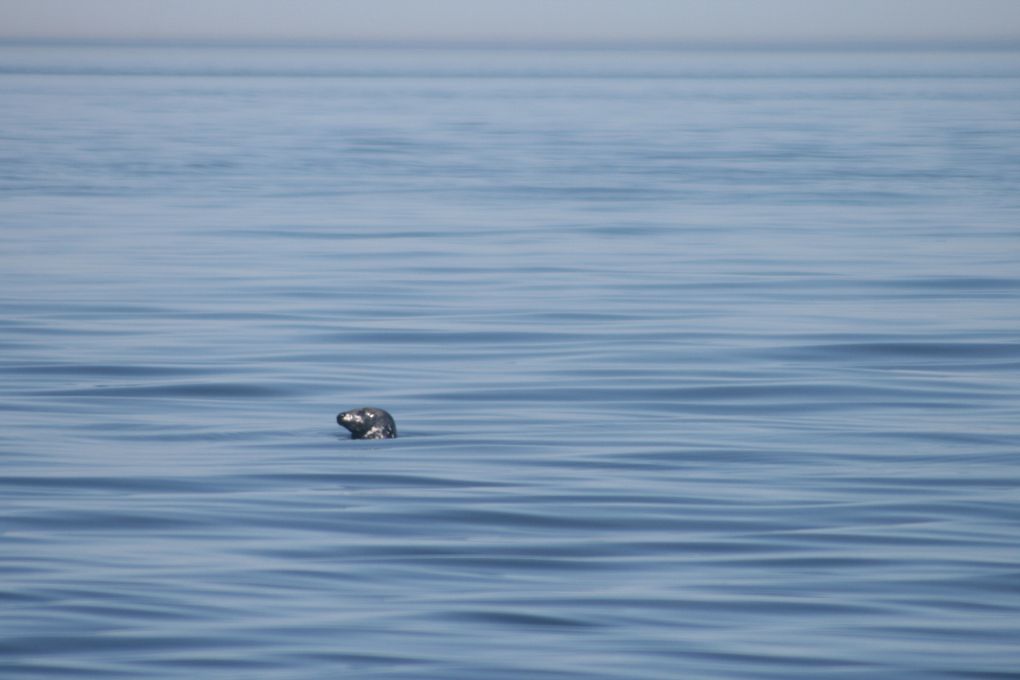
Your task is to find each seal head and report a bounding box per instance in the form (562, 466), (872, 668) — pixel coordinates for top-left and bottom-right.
(337, 407), (398, 440)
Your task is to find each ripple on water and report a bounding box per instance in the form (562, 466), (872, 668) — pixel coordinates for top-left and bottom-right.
(2, 44), (1020, 680)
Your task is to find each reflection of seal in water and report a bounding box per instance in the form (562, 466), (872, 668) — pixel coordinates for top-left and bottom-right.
(337, 407), (398, 440)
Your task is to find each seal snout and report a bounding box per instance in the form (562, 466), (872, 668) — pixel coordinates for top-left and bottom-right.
(336, 407), (398, 440)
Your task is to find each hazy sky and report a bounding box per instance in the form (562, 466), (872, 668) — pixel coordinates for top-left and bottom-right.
(1, 0), (1019, 44)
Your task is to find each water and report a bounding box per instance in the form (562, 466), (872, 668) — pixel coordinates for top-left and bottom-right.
(2, 42), (1019, 679)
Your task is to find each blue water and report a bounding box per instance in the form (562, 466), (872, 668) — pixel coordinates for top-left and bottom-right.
(2, 42), (1020, 679)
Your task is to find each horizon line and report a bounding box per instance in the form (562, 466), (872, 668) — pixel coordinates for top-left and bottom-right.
(3, 34), (1020, 52)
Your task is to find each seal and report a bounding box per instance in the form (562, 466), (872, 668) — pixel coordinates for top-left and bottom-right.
(337, 407), (398, 440)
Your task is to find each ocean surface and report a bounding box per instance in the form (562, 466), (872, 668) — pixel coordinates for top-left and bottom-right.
(2, 42), (1019, 679)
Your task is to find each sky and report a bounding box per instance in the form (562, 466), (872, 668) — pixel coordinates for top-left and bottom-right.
(1, 0), (1019, 45)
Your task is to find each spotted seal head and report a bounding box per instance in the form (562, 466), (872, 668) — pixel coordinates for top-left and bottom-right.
(337, 407), (398, 440)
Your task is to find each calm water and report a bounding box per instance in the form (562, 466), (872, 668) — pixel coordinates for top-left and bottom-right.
(2, 43), (1020, 679)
